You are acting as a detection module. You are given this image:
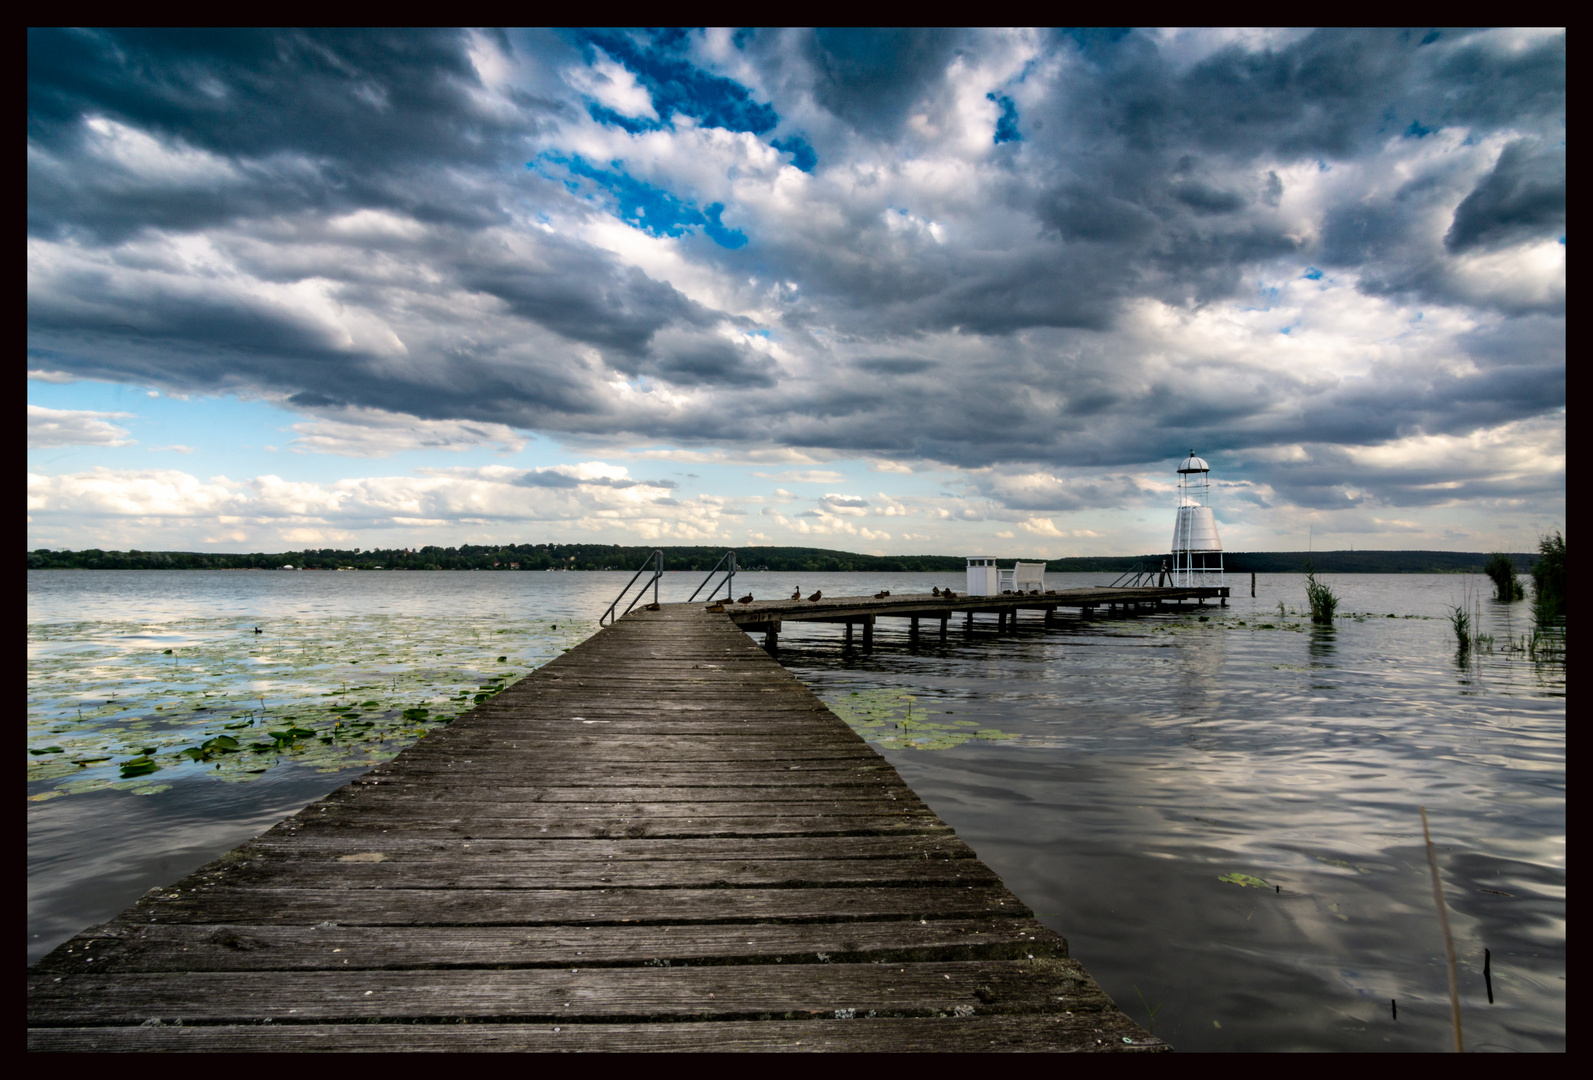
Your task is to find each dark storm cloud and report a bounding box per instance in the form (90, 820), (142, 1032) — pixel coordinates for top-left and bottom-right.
(1445, 138), (1566, 252)
(804, 29), (968, 137)
(27, 28), (562, 241)
(25, 27), (1565, 520)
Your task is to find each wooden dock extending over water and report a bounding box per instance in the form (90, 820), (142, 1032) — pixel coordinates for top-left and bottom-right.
(724, 585), (1228, 653)
(28, 602), (1168, 1052)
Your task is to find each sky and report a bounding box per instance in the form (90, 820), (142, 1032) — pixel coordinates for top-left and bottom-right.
(27, 28), (1565, 556)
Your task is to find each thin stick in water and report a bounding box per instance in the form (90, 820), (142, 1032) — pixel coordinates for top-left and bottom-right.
(1422, 806), (1463, 1052)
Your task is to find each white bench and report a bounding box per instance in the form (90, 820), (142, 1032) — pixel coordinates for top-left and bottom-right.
(998, 561), (1047, 593)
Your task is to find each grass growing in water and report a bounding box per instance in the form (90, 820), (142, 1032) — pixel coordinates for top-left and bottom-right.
(1303, 562), (1338, 624)
(1448, 604), (1472, 653)
(1531, 530), (1565, 627)
(1484, 553), (1525, 602)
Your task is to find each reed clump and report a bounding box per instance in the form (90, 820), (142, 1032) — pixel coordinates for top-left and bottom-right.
(1531, 530), (1565, 626)
(1304, 562), (1338, 624)
(1484, 553), (1525, 602)
(1449, 604), (1471, 653)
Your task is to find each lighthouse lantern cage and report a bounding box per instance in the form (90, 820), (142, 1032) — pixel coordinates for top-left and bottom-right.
(1171, 451), (1224, 588)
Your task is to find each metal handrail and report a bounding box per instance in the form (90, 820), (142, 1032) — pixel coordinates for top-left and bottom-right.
(600, 550), (664, 626)
(1107, 562), (1165, 588)
(687, 550), (737, 603)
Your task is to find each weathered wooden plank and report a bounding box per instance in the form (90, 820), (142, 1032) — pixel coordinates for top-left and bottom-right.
(28, 958), (1112, 1025)
(28, 1016), (1169, 1052)
(173, 856), (1006, 891)
(319, 783), (924, 804)
(35, 918), (1064, 974)
(116, 884), (1032, 926)
(237, 835), (981, 861)
(275, 816), (954, 840)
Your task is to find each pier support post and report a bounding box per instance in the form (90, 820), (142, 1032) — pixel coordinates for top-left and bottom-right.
(965, 611), (973, 632)
(909, 616), (919, 644)
(862, 616), (874, 652)
(764, 627), (778, 655)
(939, 615), (948, 642)
(844, 621), (854, 652)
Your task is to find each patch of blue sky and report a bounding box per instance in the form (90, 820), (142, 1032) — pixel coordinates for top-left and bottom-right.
(1303, 267), (1324, 280)
(585, 102), (666, 134)
(571, 29), (778, 135)
(770, 135), (817, 173)
(987, 93), (1021, 144)
(542, 154), (747, 248)
(1405, 119), (1435, 138)
(26, 379), (561, 484)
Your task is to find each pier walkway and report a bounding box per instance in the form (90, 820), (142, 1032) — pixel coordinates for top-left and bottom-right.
(28, 603), (1166, 1052)
(724, 585), (1228, 652)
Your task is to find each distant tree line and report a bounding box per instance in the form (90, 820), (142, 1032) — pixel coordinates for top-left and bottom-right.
(26, 544), (1536, 574)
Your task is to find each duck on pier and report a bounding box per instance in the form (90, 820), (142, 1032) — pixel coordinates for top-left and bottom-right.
(790, 588), (801, 600)
(873, 590), (890, 599)
(737, 594), (754, 605)
(932, 587), (941, 597)
(807, 590), (823, 602)
(942, 589), (957, 599)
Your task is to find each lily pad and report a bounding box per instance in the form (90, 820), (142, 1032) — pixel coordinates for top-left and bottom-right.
(1218, 872), (1271, 888)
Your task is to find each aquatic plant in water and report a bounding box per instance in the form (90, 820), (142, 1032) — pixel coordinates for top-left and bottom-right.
(27, 613), (590, 799)
(1304, 563), (1338, 624)
(1484, 553), (1525, 602)
(822, 689), (1016, 750)
(1531, 530), (1565, 626)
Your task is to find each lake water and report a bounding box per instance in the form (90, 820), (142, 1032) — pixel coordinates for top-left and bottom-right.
(27, 569), (1564, 1051)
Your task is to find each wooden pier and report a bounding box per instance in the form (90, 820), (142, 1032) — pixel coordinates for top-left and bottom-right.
(724, 585), (1228, 653)
(28, 603), (1168, 1052)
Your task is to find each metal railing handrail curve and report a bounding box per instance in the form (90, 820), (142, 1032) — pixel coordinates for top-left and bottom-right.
(687, 550), (737, 604)
(600, 550), (664, 626)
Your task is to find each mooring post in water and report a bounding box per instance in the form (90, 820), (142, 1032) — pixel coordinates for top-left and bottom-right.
(862, 615), (874, 652)
(1251, 572), (1256, 597)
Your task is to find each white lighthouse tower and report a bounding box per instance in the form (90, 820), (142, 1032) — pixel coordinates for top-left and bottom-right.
(1171, 450), (1224, 587)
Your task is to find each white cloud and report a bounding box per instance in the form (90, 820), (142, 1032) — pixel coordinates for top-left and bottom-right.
(27, 405), (135, 448)
(290, 408), (527, 457)
(565, 49), (659, 120)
